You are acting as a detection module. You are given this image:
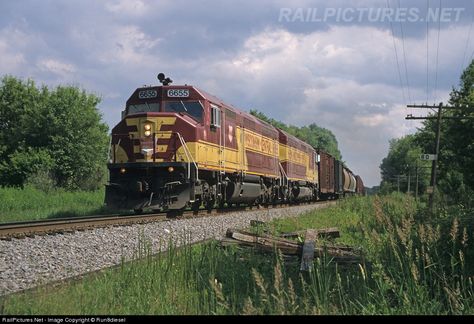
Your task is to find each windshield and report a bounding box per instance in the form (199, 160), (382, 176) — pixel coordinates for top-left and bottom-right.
(127, 102), (160, 115)
(165, 101), (203, 123)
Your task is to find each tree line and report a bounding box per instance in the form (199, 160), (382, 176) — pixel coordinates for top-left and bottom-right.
(0, 76), (109, 191)
(380, 61), (474, 205)
(250, 110), (342, 160)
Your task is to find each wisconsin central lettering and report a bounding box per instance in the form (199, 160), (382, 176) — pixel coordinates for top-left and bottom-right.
(288, 147), (306, 165)
(244, 132), (275, 155)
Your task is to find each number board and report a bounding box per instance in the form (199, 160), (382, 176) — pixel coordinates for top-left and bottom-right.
(167, 89), (189, 97)
(420, 154), (437, 161)
(138, 90), (158, 99)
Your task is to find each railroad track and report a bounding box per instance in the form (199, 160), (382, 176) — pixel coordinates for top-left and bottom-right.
(0, 201), (333, 240)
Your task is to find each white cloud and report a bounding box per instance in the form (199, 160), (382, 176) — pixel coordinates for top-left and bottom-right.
(105, 0), (147, 16)
(354, 114), (388, 127)
(0, 27), (33, 74)
(37, 59), (76, 76)
(0, 39), (25, 74)
(98, 25), (161, 64)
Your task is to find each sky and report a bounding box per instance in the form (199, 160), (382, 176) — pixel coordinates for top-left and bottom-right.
(1, 0), (473, 187)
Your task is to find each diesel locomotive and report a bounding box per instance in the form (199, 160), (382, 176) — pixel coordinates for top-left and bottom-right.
(105, 74), (364, 212)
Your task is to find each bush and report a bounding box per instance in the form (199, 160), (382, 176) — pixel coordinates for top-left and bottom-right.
(26, 169), (57, 193)
(0, 75), (109, 190)
(0, 147), (53, 188)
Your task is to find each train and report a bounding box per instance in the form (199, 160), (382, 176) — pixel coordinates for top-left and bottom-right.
(105, 73), (364, 212)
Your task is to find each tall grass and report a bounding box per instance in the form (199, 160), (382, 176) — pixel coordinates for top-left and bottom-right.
(2, 193), (473, 314)
(0, 186), (109, 223)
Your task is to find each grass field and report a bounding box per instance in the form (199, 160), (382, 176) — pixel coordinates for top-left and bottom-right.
(2, 193), (473, 314)
(0, 186), (109, 223)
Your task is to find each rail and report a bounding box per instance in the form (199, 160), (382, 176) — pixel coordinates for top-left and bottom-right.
(0, 201), (334, 241)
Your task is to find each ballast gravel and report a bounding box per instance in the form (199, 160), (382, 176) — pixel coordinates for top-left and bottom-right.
(0, 203), (332, 296)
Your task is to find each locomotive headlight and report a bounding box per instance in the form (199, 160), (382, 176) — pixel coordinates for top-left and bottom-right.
(168, 166), (174, 172)
(144, 130), (152, 137)
(144, 124), (151, 131)
(120, 167), (126, 174)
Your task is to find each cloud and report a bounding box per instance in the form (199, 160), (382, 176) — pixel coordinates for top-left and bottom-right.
(0, 27), (32, 74)
(354, 114), (388, 127)
(0, 39), (25, 74)
(37, 59), (76, 76)
(105, 0), (147, 16)
(101, 25), (161, 64)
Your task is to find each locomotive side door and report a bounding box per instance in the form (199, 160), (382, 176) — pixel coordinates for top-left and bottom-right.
(210, 103), (225, 205)
(210, 103), (223, 172)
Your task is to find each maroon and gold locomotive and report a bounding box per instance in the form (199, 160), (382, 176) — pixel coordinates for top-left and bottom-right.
(105, 74), (363, 212)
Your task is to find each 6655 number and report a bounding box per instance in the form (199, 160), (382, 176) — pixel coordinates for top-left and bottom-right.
(138, 90), (157, 99)
(167, 89), (189, 97)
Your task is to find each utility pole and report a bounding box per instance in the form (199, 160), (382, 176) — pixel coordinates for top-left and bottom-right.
(406, 103), (474, 210)
(407, 170), (411, 194)
(415, 161), (419, 201)
(397, 175), (400, 193)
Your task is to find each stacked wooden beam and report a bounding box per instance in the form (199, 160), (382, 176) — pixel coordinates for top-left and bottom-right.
(220, 224), (363, 270)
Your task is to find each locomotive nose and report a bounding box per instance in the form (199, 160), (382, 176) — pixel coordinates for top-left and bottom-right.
(124, 115), (178, 163)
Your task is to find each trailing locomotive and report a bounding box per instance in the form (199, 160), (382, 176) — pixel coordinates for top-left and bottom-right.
(105, 74), (364, 212)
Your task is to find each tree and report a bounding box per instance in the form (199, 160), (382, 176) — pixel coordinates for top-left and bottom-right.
(411, 61), (474, 203)
(380, 60), (474, 203)
(0, 75), (109, 190)
(379, 135), (430, 194)
(443, 60), (474, 192)
(249, 109), (342, 159)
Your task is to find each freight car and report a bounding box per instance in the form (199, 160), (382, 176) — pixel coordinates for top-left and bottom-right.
(355, 175), (365, 195)
(105, 74), (363, 212)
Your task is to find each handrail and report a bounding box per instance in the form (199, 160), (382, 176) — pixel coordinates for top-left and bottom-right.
(278, 162), (288, 188)
(112, 138), (122, 164)
(176, 132), (199, 180)
(107, 135), (112, 163)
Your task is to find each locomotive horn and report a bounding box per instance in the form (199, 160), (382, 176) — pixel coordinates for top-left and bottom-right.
(157, 73), (172, 85)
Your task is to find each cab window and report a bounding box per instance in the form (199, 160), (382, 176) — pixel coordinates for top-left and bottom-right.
(210, 104), (221, 128)
(127, 102), (160, 115)
(164, 101), (203, 123)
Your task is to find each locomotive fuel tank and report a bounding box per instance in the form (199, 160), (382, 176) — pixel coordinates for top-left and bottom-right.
(225, 182), (262, 204)
(292, 185), (313, 201)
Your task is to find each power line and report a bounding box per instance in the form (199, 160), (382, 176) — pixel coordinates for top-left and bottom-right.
(460, 3), (474, 76)
(397, 0), (412, 103)
(426, 0), (430, 103)
(433, 0), (442, 101)
(387, 0), (407, 104)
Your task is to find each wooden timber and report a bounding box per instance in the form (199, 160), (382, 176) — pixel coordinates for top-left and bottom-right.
(222, 228), (362, 266)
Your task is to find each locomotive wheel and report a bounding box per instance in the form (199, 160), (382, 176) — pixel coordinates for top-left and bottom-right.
(134, 208), (143, 215)
(205, 199), (215, 211)
(218, 200), (225, 209)
(191, 199), (201, 212)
